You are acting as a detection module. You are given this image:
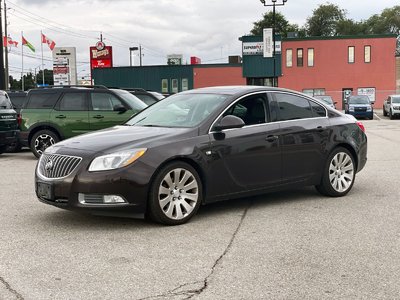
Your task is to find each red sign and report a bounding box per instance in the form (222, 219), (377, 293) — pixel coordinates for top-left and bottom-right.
(53, 66), (69, 75)
(190, 56), (201, 65)
(90, 46), (113, 70)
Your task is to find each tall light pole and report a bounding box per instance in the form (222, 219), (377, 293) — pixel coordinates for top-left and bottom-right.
(259, 0), (287, 87)
(0, 0), (5, 90)
(129, 47), (138, 66)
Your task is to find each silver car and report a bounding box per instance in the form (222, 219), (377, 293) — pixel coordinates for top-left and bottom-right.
(383, 95), (400, 119)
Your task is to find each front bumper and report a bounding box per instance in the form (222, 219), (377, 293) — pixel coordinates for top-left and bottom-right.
(0, 130), (19, 147)
(348, 111), (373, 119)
(35, 159), (155, 218)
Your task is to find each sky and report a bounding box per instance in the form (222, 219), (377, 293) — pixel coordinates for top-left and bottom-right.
(4, 0), (400, 81)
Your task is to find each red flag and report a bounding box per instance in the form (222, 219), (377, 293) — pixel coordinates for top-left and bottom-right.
(3, 36), (18, 47)
(41, 33), (56, 50)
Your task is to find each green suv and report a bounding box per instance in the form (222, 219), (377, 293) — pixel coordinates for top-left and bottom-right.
(20, 86), (147, 157)
(0, 90), (19, 154)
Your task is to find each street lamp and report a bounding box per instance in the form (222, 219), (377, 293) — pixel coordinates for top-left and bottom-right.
(259, 0), (288, 87)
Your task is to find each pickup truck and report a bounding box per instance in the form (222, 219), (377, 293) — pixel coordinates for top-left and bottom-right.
(383, 95), (400, 119)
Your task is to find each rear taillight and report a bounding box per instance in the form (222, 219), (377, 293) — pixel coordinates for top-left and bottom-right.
(356, 121), (365, 132)
(17, 114), (22, 127)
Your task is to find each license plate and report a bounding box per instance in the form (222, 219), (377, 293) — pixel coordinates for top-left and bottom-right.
(37, 182), (53, 200)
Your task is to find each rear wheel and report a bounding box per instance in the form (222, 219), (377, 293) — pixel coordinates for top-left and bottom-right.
(30, 130), (59, 158)
(383, 107), (387, 116)
(316, 147), (355, 197)
(390, 110), (394, 120)
(0, 145), (7, 154)
(148, 161), (202, 225)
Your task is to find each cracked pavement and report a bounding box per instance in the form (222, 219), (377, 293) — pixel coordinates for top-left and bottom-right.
(1, 117), (400, 299)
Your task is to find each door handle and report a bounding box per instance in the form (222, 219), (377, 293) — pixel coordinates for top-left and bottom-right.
(265, 135), (278, 142)
(316, 126), (326, 132)
(55, 115), (66, 119)
(93, 115), (104, 119)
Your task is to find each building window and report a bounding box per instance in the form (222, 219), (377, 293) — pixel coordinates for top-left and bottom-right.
(348, 46), (355, 63)
(364, 46), (371, 63)
(171, 79), (178, 93)
(297, 48), (303, 67)
(307, 48), (314, 67)
(161, 79), (168, 93)
(302, 88), (325, 97)
(182, 78), (188, 91)
(286, 49), (293, 67)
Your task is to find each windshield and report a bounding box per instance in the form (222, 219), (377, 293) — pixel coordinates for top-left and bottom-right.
(315, 96), (333, 104)
(0, 94), (13, 109)
(392, 96), (400, 103)
(111, 89), (148, 111)
(125, 93), (228, 128)
(349, 96), (370, 104)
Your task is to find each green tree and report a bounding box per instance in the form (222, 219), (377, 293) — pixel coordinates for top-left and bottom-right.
(36, 69), (54, 86)
(305, 3), (346, 36)
(366, 6), (400, 34)
(336, 19), (368, 35)
(251, 11), (302, 37)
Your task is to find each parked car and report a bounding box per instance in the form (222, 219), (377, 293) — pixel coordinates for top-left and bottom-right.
(6, 90), (27, 152)
(383, 95), (400, 119)
(125, 88), (163, 106)
(35, 86), (367, 225)
(0, 90), (19, 154)
(313, 95), (337, 109)
(20, 85), (147, 158)
(344, 95), (373, 120)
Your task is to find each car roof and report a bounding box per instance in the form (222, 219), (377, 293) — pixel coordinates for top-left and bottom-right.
(181, 85), (299, 96)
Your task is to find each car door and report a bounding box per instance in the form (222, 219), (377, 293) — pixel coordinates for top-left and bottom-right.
(49, 91), (90, 139)
(89, 92), (132, 131)
(207, 92), (281, 199)
(270, 91), (330, 184)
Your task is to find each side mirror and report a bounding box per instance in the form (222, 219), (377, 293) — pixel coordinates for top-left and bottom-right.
(214, 115), (245, 131)
(333, 101), (337, 105)
(114, 105), (127, 113)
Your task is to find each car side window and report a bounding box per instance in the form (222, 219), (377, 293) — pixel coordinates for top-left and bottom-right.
(223, 94), (267, 126)
(58, 93), (87, 111)
(274, 93), (313, 121)
(91, 93), (123, 111)
(26, 92), (59, 109)
(310, 101), (327, 117)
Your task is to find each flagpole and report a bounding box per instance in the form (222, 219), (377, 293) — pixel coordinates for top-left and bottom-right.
(41, 30), (44, 85)
(21, 31), (24, 91)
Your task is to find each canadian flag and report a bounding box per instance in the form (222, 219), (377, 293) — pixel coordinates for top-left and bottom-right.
(41, 33), (56, 50)
(3, 36), (18, 47)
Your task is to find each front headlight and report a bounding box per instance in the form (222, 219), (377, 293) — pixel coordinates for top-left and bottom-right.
(367, 106), (372, 112)
(349, 107), (355, 111)
(89, 148), (147, 172)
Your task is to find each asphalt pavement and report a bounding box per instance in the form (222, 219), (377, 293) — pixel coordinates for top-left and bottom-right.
(1, 114), (399, 300)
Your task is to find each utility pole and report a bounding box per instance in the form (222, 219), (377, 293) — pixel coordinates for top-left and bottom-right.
(0, 0), (6, 90)
(4, 0), (9, 89)
(139, 44), (142, 66)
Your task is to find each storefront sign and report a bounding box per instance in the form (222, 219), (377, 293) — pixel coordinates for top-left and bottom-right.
(358, 87), (376, 104)
(90, 45), (113, 70)
(243, 41), (281, 56)
(52, 47), (77, 85)
(263, 28), (273, 58)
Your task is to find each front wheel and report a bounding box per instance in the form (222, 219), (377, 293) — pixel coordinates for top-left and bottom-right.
(316, 147), (356, 197)
(30, 130), (59, 158)
(390, 110), (394, 120)
(148, 162), (202, 225)
(383, 107), (387, 116)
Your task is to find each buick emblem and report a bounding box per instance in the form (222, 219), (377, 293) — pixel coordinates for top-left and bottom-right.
(45, 160), (54, 171)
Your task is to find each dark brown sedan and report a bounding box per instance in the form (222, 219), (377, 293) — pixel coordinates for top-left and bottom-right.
(35, 86), (367, 225)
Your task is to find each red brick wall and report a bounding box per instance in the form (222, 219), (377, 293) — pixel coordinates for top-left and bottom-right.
(193, 66), (246, 89)
(280, 37), (397, 109)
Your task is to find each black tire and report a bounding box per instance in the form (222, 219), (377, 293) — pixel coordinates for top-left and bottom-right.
(30, 129), (59, 158)
(390, 110), (394, 120)
(0, 145), (7, 154)
(316, 147), (356, 197)
(148, 161), (202, 225)
(383, 107), (387, 116)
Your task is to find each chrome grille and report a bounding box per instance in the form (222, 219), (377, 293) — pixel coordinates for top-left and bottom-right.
(38, 154), (82, 179)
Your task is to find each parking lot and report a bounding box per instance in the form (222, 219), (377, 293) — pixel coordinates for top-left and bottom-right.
(1, 112), (400, 300)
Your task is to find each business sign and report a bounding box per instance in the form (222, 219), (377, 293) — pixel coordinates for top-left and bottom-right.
(90, 45), (113, 70)
(243, 41), (281, 56)
(52, 47), (77, 85)
(358, 87), (376, 104)
(263, 28), (273, 58)
(167, 54), (183, 65)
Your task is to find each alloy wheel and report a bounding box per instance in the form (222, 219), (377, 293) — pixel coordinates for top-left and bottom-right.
(158, 168), (199, 220)
(34, 134), (56, 156)
(328, 152), (354, 193)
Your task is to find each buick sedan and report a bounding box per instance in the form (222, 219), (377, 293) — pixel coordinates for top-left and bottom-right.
(35, 86), (367, 225)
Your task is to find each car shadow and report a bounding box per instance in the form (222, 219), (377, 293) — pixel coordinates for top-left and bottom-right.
(35, 187), (322, 230)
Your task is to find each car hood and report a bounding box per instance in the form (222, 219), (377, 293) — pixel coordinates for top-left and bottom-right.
(48, 125), (196, 155)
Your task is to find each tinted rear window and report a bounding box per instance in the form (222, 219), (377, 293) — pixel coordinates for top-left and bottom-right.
(26, 92), (59, 109)
(0, 95), (13, 109)
(9, 95), (27, 108)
